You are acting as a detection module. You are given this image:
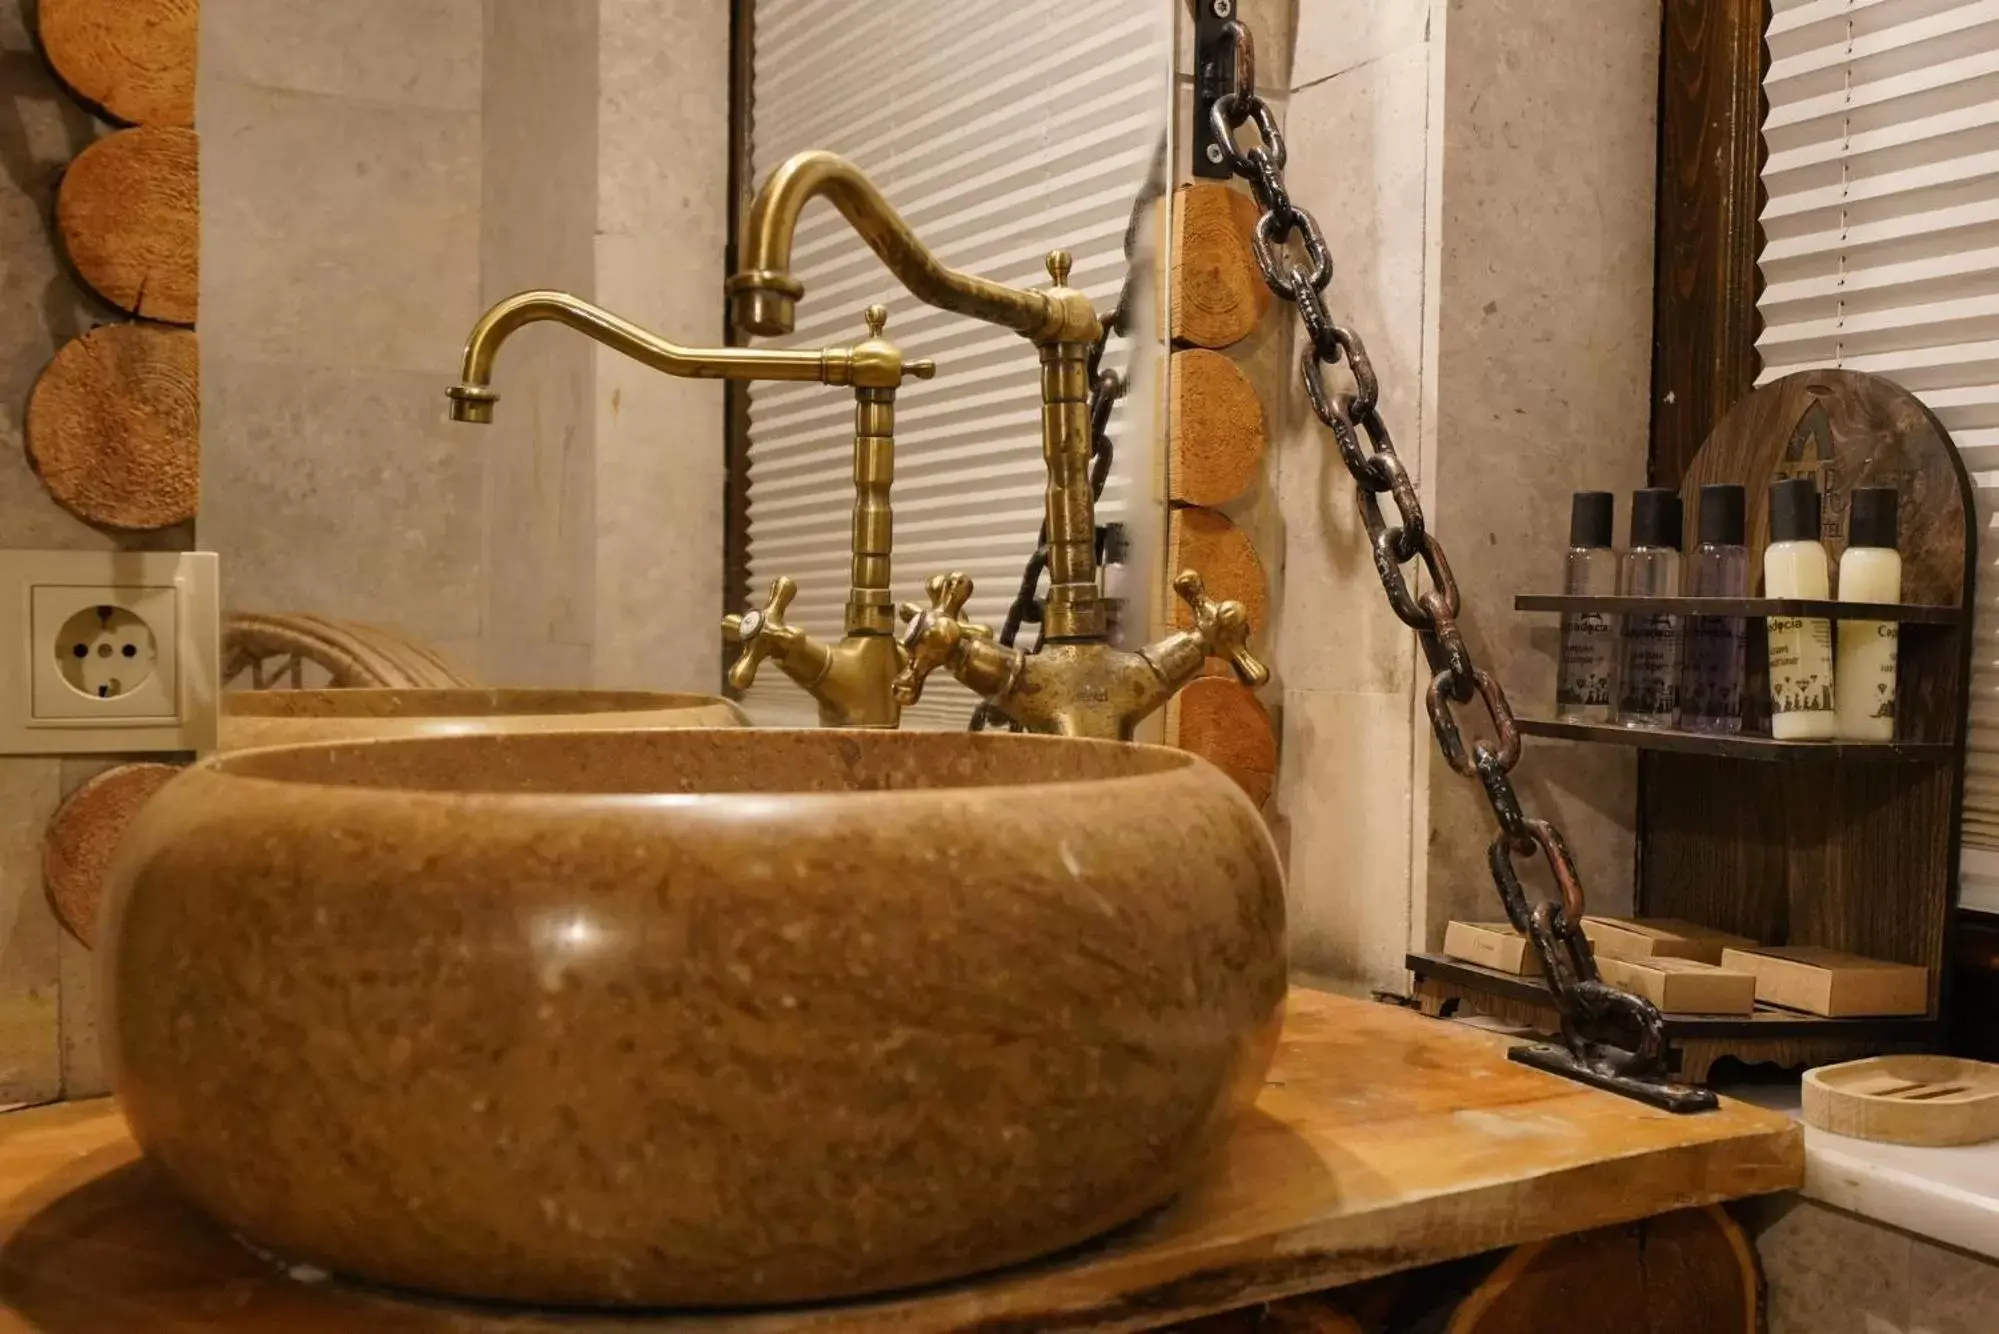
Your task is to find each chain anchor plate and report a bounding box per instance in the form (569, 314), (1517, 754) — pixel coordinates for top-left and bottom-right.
(1205, 17), (1715, 1114)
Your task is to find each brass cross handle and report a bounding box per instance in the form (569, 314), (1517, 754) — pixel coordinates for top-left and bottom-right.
(723, 576), (800, 690)
(892, 571), (977, 705)
(1173, 570), (1270, 688)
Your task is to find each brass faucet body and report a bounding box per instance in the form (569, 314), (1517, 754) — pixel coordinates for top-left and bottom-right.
(894, 572), (1269, 741)
(731, 150), (1267, 740)
(721, 306), (934, 728)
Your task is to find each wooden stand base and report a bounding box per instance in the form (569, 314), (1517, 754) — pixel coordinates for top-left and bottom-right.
(1179, 1205), (1758, 1333)
(1412, 963), (1933, 1085)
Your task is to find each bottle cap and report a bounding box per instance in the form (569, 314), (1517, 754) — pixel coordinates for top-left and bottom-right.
(1569, 491), (1614, 548)
(1628, 488), (1683, 551)
(1697, 484), (1745, 547)
(1768, 476), (1820, 544)
(1847, 486), (1899, 549)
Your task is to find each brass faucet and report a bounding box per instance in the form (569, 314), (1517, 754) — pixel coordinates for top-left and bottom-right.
(730, 150), (1267, 740)
(722, 305), (936, 727)
(445, 290), (934, 727)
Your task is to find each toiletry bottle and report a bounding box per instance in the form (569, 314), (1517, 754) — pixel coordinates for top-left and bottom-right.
(1616, 488), (1684, 728)
(1680, 484), (1749, 733)
(1763, 477), (1836, 740)
(1835, 486), (1901, 742)
(1556, 491), (1618, 723)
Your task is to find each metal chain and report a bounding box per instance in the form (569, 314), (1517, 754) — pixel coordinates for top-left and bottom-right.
(970, 140), (1168, 733)
(1208, 18), (1669, 1082)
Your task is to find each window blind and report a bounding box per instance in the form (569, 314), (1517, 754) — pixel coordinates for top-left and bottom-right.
(740, 0), (1170, 728)
(1757, 0), (1999, 911)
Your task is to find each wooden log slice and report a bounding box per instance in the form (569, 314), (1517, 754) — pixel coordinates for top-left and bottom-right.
(1170, 348), (1267, 506)
(39, 0), (199, 128)
(57, 125), (199, 325)
(1167, 677), (1277, 808)
(1168, 505), (1269, 634)
(26, 322), (199, 530)
(43, 762), (183, 948)
(1172, 183), (1269, 349)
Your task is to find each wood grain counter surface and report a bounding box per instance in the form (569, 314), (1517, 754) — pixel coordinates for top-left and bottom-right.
(0, 989), (1802, 1332)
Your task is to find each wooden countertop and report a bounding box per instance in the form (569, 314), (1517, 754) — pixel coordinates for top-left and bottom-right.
(0, 990), (1801, 1333)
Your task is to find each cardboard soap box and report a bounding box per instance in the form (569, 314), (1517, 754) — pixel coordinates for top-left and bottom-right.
(1719, 946), (1929, 1018)
(1597, 954), (1757, 1015)
(1443, 920), (1540, 976)
(1582, 915), (1757, 966)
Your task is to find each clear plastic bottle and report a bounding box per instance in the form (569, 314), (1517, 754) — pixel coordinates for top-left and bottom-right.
(1764, 477), (1836, 740)
(1679, 484), (1749, 733)
(1835, 487), (1902, 741)
(1617, 488), (1684, 728)
(1556, 491), (1618, 723)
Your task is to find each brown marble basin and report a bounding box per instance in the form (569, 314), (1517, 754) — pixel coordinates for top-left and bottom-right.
(102, 729), (1286, 1309)
(219, 687), (746, 750)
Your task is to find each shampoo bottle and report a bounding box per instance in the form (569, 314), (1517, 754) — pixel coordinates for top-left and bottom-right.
(1680, 484), (1749, 732)
(1764, 477), (1836, 740)
(1556, 491), (1618, 722)
(1616, 488), (1684, 728)
(1835, 486), (1901, 741)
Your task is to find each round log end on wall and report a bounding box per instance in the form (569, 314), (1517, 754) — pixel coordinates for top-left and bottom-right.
(27, 322), (199, 530)
(1171, 183), (1270, 349)
(1168, 678), (1278, 808)
(44, 762), (183, 948)
(1169, 505), (1269, 634)
(39, 0), (199, 128)
(1170, 348), (1267, 507)
(57, 125), (199, 324)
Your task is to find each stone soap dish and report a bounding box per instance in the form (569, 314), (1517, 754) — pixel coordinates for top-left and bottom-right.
(1802, 1055), (1999, 1146)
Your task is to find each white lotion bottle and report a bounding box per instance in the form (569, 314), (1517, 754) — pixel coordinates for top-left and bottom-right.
(1763, 477), (1836, 739)
(1835, 487), (1901, 741)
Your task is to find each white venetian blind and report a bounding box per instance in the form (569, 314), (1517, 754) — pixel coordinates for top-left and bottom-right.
(1756, 0), (1999, 911)
(740, 0), (1169, 727)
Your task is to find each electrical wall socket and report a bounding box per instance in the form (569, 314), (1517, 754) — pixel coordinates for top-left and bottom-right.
(0, 551), (219, 755)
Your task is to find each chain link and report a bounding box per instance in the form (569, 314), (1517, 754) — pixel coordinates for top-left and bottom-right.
(1208, 18), (1670, 1082)
(970, 138), (1166, 733)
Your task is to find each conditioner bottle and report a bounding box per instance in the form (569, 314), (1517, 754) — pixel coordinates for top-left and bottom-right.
(1835, 486), (1901, 741)
(1764, 477), (1836, 739)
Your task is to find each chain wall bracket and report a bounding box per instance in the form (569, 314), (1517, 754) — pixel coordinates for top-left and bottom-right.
(1203, 13), (1718, 1114)
(1191, 0), (1238, 179)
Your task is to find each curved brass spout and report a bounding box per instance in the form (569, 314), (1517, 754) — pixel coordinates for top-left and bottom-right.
(728, 151), (1099, 346)
(446, 290), (844, 424)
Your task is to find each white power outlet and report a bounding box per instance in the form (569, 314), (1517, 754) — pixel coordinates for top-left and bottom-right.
(0, 551), (219, 755)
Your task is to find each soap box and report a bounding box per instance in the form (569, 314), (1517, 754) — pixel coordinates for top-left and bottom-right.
(1719, 946), (1929, 1018)
(1582, 915), (1757, 966)
(1443, 920), (1539, 976)
(1597, 954), (1757, 1015)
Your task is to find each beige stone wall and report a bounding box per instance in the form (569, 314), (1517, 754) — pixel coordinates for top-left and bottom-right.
(199, 0), (727, 690)
(1180, 0), (1654, 990)
(198, 0), (487, 657)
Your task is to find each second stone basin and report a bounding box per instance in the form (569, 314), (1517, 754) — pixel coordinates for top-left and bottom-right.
(102, 729), (1286, 1309)
(219, 686), (746, 749)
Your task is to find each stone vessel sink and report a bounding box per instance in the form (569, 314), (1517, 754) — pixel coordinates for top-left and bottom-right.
(219, 686), (746, 750)
(102, 729), (1286, 1309)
